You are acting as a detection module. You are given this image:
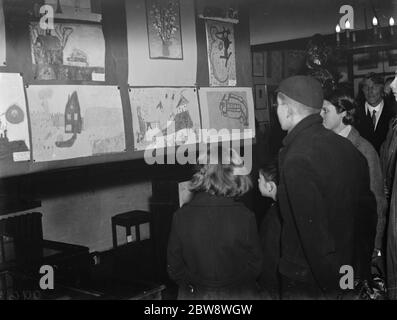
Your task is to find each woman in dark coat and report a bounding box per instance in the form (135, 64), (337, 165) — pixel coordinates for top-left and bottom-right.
(321, 92), (387, 256)
(167, 146), (264, 300)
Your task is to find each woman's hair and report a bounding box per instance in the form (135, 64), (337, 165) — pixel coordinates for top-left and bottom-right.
(259, 162), (279, 185)
(327, 90), (356, 126)
(189, 145), (252, 198)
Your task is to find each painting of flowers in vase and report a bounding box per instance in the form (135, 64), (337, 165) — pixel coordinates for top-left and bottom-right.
(146, 0), (183, 59)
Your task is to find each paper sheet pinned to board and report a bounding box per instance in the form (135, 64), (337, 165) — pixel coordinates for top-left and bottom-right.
(198, 87), (255, 142)
(0, 73), (31, 165)
(27, 85), (126, 162)
(126, 0), (197, 86)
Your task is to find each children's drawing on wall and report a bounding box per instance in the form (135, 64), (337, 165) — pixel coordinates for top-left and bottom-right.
(146, 0), (182, 59)
(129, 87), (201, 150)
(0, 0), (5, 65)
(27, 85), (125, 162)
(199, 87), (255, 141)
(30, 22), (105, 81)
(0, 73), (31, 164)
(205, 20), (236, 86)
(44, 0), (102, 22)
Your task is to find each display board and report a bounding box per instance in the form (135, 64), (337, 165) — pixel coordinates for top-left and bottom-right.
(0, 0), (252, 178)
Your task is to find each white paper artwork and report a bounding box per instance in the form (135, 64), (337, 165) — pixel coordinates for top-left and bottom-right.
(129, 87), (201, 151)
(0, 73), (31, 165)
(44, 0), (102, 22)
(198, 87), (255, 141)
(27, 85), (125, 162)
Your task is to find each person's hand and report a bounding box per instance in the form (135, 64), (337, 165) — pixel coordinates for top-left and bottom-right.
(258, 175), (277, 201)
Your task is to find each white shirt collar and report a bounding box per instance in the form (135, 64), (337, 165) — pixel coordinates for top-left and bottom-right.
(338, 125), (352, 138)
(365, 100), (384, 115)
(365, 100), (384, 129)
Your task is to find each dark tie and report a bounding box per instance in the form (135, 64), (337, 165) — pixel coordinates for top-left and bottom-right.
(371, 110), (377, 130)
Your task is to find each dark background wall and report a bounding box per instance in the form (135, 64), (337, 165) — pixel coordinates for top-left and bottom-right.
(0, 0), (253, 252)
(249, 0), (397, 45)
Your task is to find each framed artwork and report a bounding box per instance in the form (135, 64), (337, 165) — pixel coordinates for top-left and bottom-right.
(205, 20), (236, 86)
(252, 52), (264, 77)
(353, 52), (382, 75)
(354, 77), (364, 97)
(254, 84), (268, 110)
(387, 49), (397, 68)
(266, 50), (283, 84)
(146, 0), (183, 60)
(283, 50), (305, 78)
(27, 85), (126, 162)
(30, 22), (106, 81)
(267, 85), (278, 110)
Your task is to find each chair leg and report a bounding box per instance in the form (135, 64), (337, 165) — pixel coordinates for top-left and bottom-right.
(136, 224), (141, 242)
(111, 220), (117, 249)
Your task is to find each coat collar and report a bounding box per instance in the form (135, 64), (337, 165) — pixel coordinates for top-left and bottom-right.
(189, 192), (244, 207)
(346, 126), (360, 147)
(282, 114), (323, 147)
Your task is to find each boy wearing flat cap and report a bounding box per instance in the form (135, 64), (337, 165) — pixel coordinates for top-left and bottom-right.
(275, 75), (377, 299)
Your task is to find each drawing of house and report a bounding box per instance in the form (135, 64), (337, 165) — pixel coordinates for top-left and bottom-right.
(64, 91), (82, 134)
(174, 95), (193, 132)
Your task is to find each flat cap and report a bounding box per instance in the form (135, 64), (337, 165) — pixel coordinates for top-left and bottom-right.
(277, 75), (324, 109)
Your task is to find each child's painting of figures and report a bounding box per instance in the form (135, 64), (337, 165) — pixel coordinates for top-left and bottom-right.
(129, 87), (201, 151)
(44, 0), (102, 22)
(27, 85), (125, 162)
(146, 0), (182, 59)
(205, 20), (236, 86)
(30, 22), (105, 81)
(199, 87), (255, 141)
(0, 73), (31, 166)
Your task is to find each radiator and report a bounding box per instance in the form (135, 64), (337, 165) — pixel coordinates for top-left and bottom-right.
(0, 212), (43, 266)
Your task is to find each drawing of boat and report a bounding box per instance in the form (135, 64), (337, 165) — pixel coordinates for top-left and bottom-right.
(219, 93), (248, 126)
(55, 133), (77, 148)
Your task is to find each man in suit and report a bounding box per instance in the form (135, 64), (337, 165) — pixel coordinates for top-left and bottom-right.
(356, 73), (395, 154)
(276, 76), (377, 299)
